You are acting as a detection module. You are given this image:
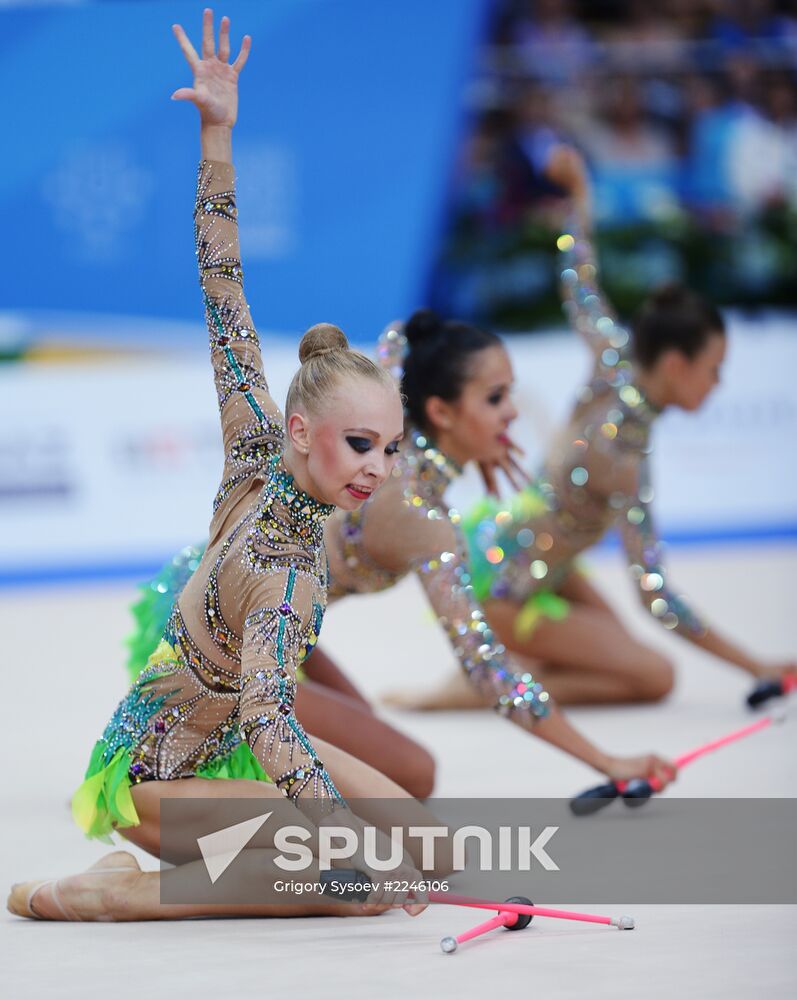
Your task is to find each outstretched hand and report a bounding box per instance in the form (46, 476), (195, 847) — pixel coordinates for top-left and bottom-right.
(171, 9), (251, 127)
(545, 144), (593, 234)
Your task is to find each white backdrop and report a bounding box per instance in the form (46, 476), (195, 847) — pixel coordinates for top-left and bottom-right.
(1, 313), (795, 584)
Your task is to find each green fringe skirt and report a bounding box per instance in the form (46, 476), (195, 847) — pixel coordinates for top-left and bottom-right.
(73, 632), (271, 844)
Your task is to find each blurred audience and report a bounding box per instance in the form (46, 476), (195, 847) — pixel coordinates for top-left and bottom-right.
(581, 75), (680, 223)
(506, 0), (596, 83)
(434, 0), (797, 323)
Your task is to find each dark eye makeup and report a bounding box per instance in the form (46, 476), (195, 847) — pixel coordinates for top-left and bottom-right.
(346, 436), (372, 454)
(346, 436), (401, 456)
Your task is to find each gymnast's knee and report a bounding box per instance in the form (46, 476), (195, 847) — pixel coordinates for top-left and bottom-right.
(636, 652), (675, 702)
(401, 744), (437, 801)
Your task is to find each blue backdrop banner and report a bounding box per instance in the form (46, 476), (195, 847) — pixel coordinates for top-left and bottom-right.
(4, 0), (485, 341)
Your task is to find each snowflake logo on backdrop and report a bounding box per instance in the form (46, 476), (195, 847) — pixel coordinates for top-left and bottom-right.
(235, 142), (299, 259)
(42, 144), (153, 264)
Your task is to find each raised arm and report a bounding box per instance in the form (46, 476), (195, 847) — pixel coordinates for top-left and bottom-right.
(173, 14), (284, 521)
(546, 147), (630, 366)
(375, 320), (408, 382)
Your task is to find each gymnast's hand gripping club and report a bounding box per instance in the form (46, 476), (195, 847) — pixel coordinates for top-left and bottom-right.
(746, 671), (797, 709)
(570, 711), (787, 815)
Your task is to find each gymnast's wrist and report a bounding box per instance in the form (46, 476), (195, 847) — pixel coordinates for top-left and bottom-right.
(735, 652), (767, 677)
(566, 732), (612, 775)
(592, 750), (615, 776)
(200, 124), (233, 163)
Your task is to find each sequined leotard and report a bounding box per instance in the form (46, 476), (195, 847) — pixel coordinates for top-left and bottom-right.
(464, 226), (706, 639)
(323, 429), (551, 726)
(122, 426), (552, 731)
(73, 161), (342, 840)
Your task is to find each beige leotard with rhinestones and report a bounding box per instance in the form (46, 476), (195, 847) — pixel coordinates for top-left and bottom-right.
(324, 428), (551, 724)
(95, 160), (342, 805)
(463, 225), (706, 639)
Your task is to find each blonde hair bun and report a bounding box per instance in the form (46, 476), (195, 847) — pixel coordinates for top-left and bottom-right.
(298, 323), (349, 363)
(286, 323), (397, 417)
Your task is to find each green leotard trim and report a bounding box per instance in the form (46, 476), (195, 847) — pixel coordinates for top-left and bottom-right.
(462, 487), (549, 603)
(462, 487), (571, 638)
(194, 740), (270, 782)
(71, 743), (140, 843)
(125, 545), (206, 682)
(72, 739), (272, 843)
(124, 542), (308, 684)
(78, 628), (276, 843)
(514, 589), (570, 639)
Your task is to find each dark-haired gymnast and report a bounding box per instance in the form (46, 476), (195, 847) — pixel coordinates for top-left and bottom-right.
(384, 146), (795, 712)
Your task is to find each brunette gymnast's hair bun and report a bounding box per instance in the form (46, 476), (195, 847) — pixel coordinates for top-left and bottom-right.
(298, 323), (349, 363)
(404, 309), (445, 345)
(401, 309), (502, 430)
(633, 282), (725, 369)
(647, 282), (684, 308)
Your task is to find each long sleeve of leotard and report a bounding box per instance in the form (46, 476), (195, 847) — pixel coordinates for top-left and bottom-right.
(558, 221), (632, 367)
(413, 540), (551, 727)
(238, 565), (345, 806)
(195, 160), (286, 522)
(375, 321), (408, 381)
(617, 455), (706, 638)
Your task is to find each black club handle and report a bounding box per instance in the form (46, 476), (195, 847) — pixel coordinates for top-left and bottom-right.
(569, 782), (620, 816)
(621, 778), (655, 807)
(746, 679), (784, 709)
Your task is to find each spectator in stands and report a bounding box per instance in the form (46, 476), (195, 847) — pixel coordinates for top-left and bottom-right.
(760, 71), (797, 209)
(506, 84), (572, 213)
(684, 59), (766, 221)
(509, 0), (596, 85)
(581, 75), (680, 223)
(705, 0), (797, 54)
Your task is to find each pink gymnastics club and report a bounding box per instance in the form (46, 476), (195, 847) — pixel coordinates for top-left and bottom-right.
(440, 908), (522, 953)
(571, 711), (786, 814)
(434, 893), (634, 953)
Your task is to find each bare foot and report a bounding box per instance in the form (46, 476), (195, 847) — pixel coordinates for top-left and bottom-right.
(381, 670), (490, 711)
(8, 851), (143, 921)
